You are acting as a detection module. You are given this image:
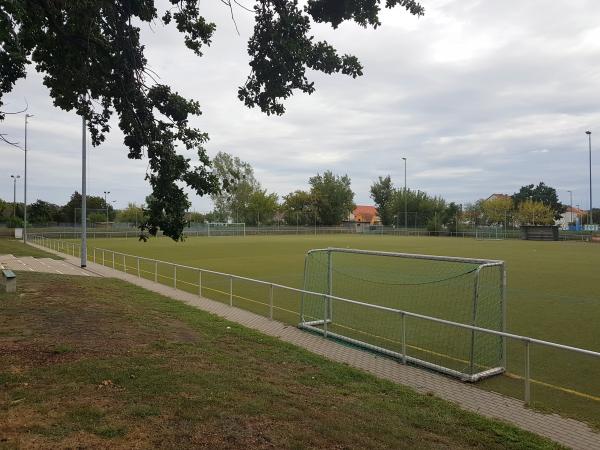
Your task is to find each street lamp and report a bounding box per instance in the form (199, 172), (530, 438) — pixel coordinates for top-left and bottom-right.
(402, 157), (407, 233)
(586, 131), (593, 226)
(567, 190), (573, 226)
(23, 113), (33, 242)
(103, 191), (111, 225)
(10, 175), (20, 218)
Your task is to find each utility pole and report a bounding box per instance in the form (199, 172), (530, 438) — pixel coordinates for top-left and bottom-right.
(586, 131), (593, 225)
(23, 113), (33, 243)
(10, 175), (20, 218)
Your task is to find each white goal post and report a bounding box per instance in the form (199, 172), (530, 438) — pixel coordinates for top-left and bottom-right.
(299, 247), (506, 382)
(207, 222), (246, 237)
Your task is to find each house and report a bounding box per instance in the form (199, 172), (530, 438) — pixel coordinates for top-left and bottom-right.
(346, 205), (381, 232)
(486, 193), (511, 201)
(556, 206), (585, 230)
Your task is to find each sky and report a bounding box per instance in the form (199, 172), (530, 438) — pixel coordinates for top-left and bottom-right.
(1, 0), (600, 213)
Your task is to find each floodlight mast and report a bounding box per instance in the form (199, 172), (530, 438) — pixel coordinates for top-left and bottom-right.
(586, 131), (593, 226)
(81, 115), (87, 268)
(402, 157), (408, 232)
(23, 113), (33, 243)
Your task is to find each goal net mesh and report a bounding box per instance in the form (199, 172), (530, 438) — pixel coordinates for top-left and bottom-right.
(300, 248), (505, 381)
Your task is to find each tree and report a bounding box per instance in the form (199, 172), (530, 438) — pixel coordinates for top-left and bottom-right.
(389, 188), (446, 228)
(247, 189), (279, 226)
(482, 196), (513, 225)
(60, 192), (114, 224)
(515, 200), (555, 225)
(88, 212), (106, 224)
(281, 190), (315, 226)
(512, 182), (565, 220)
(370, 176), (394, 226)
(309, 171), (355, 225)
(209, 152), (258, 223)
(1, 1), (424, 240)
(28, 200), (61, 224)
(116, 203), (145, 225)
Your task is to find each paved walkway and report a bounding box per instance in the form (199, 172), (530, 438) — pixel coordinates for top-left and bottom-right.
(23, 243), (600, 449)
(0, 254), (97, 276)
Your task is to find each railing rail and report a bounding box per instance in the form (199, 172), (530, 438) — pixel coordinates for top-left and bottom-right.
(29, 233), (600, 406)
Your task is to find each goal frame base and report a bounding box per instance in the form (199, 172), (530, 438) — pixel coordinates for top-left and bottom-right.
(299, 319), (505, 382)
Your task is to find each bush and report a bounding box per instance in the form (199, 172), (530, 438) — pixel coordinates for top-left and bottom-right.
(6, 216), (24, 228)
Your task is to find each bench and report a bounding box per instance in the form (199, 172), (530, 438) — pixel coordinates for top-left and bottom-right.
(2, 269), (16, 293)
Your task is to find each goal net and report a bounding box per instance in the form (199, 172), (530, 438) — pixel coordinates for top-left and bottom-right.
(299, 248), (506, 381)
(475, 226), (505, 240)
(207, 222), (246, 237)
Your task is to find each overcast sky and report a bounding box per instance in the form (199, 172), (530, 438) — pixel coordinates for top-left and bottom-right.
(1, 0), (599, 212)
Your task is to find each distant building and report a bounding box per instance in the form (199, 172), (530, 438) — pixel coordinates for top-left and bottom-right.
(486, 193), (511, 201)
(556, 206), (585, 229)
(346, 205), (381, 232)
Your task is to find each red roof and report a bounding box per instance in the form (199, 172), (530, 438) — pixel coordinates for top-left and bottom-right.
(353, 205), (378, 222)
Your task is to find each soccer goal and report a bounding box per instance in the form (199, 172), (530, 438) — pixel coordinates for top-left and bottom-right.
(207, 222), (246, 237)
(299, 248), (506, 381)
(475, 226), (505, 240)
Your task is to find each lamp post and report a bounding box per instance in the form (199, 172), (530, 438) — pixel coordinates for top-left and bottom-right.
(23, 113), (33, 243)
(103, 191), (111, 225)
(567, 190), (573, 226)
(402, 157), (408, 230)
(10, 175), (20, 218)
(81, 114), (87, 267)
(586, 131), (593, 225)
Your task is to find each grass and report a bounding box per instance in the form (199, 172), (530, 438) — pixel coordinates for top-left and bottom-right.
(0, 238), (59, 259)
(0, 272), (560, 448)
(79, 234), (600, 428)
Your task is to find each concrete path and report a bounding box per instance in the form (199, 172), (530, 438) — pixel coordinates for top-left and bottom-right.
(0, 254), (97, 276)
(24, 243), (600, 449)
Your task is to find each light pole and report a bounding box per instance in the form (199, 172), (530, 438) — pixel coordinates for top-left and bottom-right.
(103, 191), (111, 225)
(567, 190), (573, 226)
(586, 131), (593, 225)
(23, 113), (33, 242)
(81, 114), (87, 267)
(10, 175), (20, 218)
(402, 157), (407, 233)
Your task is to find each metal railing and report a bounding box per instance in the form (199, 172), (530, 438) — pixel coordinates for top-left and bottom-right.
(29, 233), (600, 408)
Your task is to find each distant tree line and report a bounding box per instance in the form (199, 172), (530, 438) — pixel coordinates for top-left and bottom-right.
(1, 153), (582, 230)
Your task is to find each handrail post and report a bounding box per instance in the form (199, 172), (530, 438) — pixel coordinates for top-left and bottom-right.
(269, 284), (274, 320)
(401, 312), (407, 364)
(198, 270), (202, 296)
(323, 295), (328, 337)
(155, 261), (158, 282)
(123, 254), (126, 273)
(174, 266), (177, 289)
(524, 339), (531, 405)
(137, 257), (141, 278)
(112, 252), (115, 269)
(229, 276), (233, 306)
(93, 248), (96, 263)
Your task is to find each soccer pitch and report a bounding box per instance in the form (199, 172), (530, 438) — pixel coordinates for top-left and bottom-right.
(77, 234), (599, 426)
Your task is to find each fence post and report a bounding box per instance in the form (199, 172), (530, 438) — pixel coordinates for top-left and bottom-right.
(524, 339), (531, 405)
(174, 266), (177, 289)
(229, 276), (233, 306)
(155, 261), (158, 283)
(93, 248), (96, 264)
(123, 255), (126, 273)
(137, 257), (140, 278)
(112, 252), (115, 269)
(401, 312), (407, 364)
(269, 284), (274, 320)
(198, 270), (202, 296)
(323, 295), (328, 337)
(102, 249), (105, 266)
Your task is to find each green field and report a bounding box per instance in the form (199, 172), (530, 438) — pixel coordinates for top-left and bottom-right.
(42, 234), (600, 427)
